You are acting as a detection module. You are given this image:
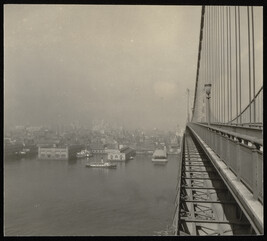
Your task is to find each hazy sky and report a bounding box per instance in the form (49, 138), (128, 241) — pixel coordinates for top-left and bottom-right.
(4, 5), (202, 130)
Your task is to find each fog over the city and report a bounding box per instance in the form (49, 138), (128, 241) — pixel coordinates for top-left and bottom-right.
(4, 5), (202, 130)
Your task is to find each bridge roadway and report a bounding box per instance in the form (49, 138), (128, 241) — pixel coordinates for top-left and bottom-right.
(173, 123), (263, 235)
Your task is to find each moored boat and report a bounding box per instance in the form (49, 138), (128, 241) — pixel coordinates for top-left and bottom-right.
(76, 149), (93, 158)
(152, 149), (168, 163)
(86, 158), (117, 168)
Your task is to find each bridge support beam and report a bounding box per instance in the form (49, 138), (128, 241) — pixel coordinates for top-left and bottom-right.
(187, 123), (263, 234)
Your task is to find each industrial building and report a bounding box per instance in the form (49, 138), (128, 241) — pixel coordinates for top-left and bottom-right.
(90, 143), (106, 154)
(38, 144), (83, 160)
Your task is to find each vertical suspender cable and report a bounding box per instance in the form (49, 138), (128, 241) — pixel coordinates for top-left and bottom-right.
(205, 7), (208, 122)
(215, 7), (217, 122)
(235, 7), (239, 124)
(218, 6), (220, 122)
(200, 13), (204, 122)
(208, 7), (210, 84)
(247, 6), (252, 123)
(251, 6), (256, 123)
(205, 8), (208, 122)
(217, 7), (221, 122)
(222, 6), (225, 123)
(238, 6), (242, 124)
(208, 7), (211, 83)
(219, 7), (223, 123)
(216, 7), (218, 122)
(210, 6), (213, 122)
(226, 6), (229, 122)
(208, 7), (211, 123)
(209, 6), (212, 122)
(215, 6), (217, 121)
(229, 7), (232, 122)
(213, 6), (215, 122)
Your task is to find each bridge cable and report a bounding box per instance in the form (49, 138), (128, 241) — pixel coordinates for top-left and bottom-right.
(217, 7), (221, 122)
(247, 6), (252, 123)
(220, 6), (223, 123)
(211, 6), (214, 122)
(222, 6), (225, 123)
(251, 7), (256, 123)
(238, 6), (242, 124)
(229, 7), (232, 122)
(215, 8), (219, 122)
(207, 6), (210, 122)
(205, 8), (208, 122)
(226, 6), (230, 123)
(234, 7), (239, 124)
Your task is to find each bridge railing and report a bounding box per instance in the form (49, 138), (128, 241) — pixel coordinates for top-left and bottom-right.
(172, 131), (185, 235)
(209, 123), (263, 139)
(187, 122), (263, 203)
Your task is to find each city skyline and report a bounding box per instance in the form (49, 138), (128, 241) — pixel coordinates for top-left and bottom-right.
(4, 5), (201, 131)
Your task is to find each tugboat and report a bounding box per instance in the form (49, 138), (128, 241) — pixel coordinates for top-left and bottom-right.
(86, 157), (117, 168)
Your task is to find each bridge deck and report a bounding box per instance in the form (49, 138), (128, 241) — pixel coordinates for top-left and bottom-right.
(174, 130), (256, 235)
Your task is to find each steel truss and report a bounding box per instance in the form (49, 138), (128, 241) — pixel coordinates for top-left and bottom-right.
(176, 132), (254, 235)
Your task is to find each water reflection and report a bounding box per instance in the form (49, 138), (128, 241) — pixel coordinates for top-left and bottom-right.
(89, 167), (115, 176)
(4, 157), (21, 165)
(68, 159), (77, 165)
(153, 162), (168, 167)
(4, 154), (179, 236)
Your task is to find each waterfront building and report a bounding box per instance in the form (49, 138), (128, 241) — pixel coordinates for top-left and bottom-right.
(38, 144), (83, 160)
(90, 143), (105, 154)
(38, 146), (68, 160)
(107, 149), (122, 160)
(107, 147), (135, 161)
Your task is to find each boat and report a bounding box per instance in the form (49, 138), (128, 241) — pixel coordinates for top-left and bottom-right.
(76, 149), (93, 158)
(18, 148), (31, 156)
(86, 158), (117, 168)
(152, 149), (168, 163)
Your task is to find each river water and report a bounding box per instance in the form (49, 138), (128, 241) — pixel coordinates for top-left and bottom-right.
(4, 154), (179, 236)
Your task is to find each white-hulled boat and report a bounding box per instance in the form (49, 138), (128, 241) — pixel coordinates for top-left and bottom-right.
(152, 149), (168, 163)
(86, 158), (117, 168)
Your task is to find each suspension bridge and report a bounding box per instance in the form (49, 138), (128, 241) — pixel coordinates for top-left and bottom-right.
(172, 6), (263, 235)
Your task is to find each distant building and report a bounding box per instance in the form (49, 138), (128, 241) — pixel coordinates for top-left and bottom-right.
(26, 126), (42, 132)
(90, 143), (105, 154)
(105, 143), (119, 150)
(38, 144), (83, 160)
(107, 149), (123, 161)
(38, 146), (68, 160)
(107, 147), (135, 161)
(36, 138), (61, 147)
